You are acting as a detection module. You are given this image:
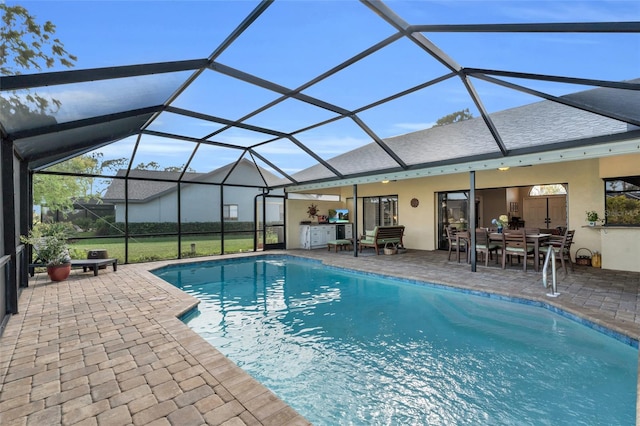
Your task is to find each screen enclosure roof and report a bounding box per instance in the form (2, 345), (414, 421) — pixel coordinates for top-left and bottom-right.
(1, 0), (639, 190)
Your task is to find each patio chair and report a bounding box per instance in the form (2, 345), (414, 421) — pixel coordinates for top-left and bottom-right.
(445, 226), (465, 261)
(502, 229), (535, 271)
(455, 230), (471, 263)
(539, 229), (575, 273)
(475, 228), (501, 267)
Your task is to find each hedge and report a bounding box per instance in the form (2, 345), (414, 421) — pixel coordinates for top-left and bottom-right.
(95, 216), (256, 236)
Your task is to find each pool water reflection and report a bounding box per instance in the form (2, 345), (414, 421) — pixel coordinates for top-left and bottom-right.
(154, 257), (637, 425)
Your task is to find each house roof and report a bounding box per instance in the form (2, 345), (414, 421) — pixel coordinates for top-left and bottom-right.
(103, 158), (279, 202)
(1, 1), (639, 190)
(102, 170), (196, 203)
(291, 82), (638, 184)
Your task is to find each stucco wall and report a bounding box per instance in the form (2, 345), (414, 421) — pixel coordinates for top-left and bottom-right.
(597, 153), (640, 272)
(115, 183), (262, 223)
(286, 154), (640, 272)
(599, 153), (640, 178)
(286, 198), (349, 249)
(600, 228), (640, 272)
(113, 165), (266, 223)
(480, 188), (507, 227)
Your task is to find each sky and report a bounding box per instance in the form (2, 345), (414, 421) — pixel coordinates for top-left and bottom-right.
(6, 0), (640, 177)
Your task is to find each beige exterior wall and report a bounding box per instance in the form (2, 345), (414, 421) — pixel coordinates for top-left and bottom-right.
(287, 154), (640, 272)
(600, 228), (640, 272)
(599, 153), (640, 178)
(597, 153), (640, 272)
(286, 187), (351, 248)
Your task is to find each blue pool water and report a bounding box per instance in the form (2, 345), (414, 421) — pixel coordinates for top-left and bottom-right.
(153, 257), (638, 425)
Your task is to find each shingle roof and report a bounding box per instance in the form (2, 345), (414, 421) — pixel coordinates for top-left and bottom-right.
(291, 82), (635, 183)
(102, 170), (195, 202)
(103, 159), (281, 201)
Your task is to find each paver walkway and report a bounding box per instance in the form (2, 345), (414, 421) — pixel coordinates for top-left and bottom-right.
(0, 253), (309, 426)
(1, 249), (639, 424)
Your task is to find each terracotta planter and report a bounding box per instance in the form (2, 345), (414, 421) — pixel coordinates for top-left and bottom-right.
(47, 263), (71, 282)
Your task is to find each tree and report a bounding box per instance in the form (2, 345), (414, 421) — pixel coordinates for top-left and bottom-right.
(33, 156), (101, 214)
(33, 171), (83, 214)
(2, 4), (82, 215)
(134, 161), (161, 170)
(432, 108), (473, 127)
(162, 164), (196, 173)
(34, 153), (129, 212)
(136, 162), (195, 172)
(1, 4), (77, 116)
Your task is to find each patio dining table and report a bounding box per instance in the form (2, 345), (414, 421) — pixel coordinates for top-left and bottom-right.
(489, 232), (552, 272)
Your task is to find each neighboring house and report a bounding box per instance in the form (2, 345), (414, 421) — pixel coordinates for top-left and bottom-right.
(103, 159), (282, 223)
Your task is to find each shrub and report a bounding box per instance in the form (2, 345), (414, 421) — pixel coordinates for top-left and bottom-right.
(606, 196), (640, 225)
(93, 220), (255, 236)
(72, 217), (96, 232)
(95, 216), (120, 235)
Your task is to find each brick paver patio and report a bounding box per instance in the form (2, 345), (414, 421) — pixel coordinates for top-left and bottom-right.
(1, 249), (638, 424)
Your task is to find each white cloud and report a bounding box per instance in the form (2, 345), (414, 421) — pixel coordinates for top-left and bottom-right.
(136, 134), (197, 155)
(257, 144), (306, 155)
(394, 122), (435, 131)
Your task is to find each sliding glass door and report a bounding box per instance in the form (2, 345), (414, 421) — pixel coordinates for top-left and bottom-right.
(438, 191), (469, 250)
(363, 195), (398, 231)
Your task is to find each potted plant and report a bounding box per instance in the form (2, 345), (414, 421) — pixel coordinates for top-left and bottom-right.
(21, 223), (72, 281)
(586, 210), (600, 226)
(328, 209), (337, 223)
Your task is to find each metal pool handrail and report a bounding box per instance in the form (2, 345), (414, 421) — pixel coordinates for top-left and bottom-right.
(542, 246), (559, 297)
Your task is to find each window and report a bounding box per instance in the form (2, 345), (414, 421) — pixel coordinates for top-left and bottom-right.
(363, 196), (398, 230)
(437, 191), (469, 250)
(529, 184), (567, 196)
(605, 176), (640, 225)
(223, 204), (238, 221)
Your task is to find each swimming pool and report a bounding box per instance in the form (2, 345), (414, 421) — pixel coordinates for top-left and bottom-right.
(154, 256), (637, 425)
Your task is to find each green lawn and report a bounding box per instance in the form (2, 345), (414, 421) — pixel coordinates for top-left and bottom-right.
(69, 234), (257, 264)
